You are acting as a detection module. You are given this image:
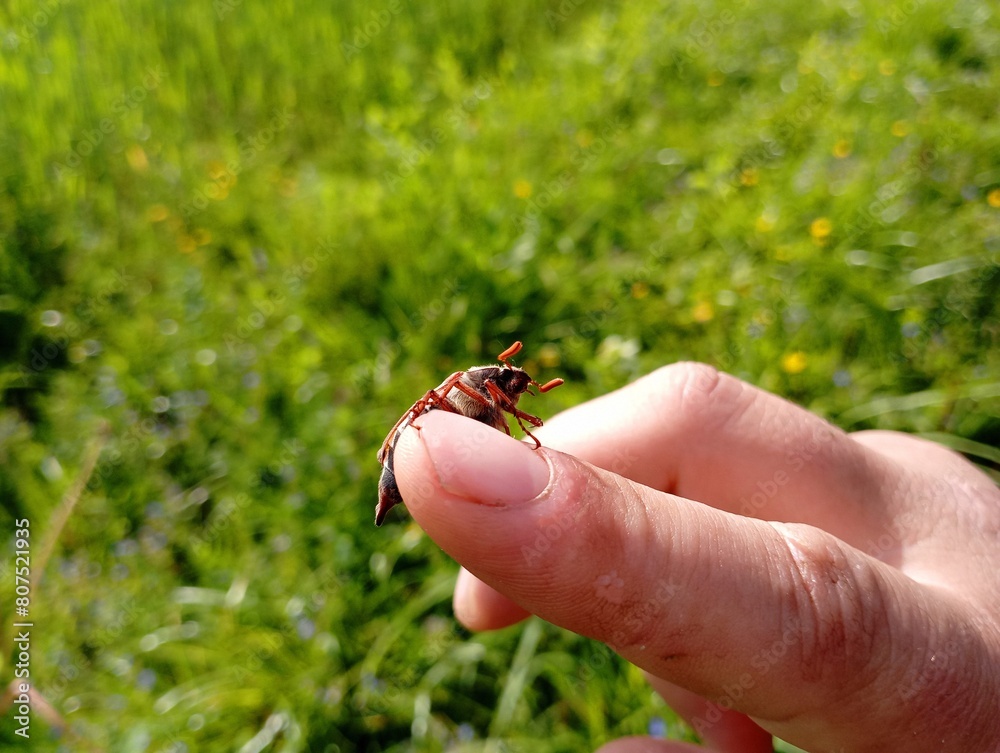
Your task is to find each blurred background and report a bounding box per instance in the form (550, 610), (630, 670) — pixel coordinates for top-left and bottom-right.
(1, 0), (999, 750)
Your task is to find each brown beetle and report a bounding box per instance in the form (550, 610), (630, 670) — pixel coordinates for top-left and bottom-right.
(375, 341), (563, 526)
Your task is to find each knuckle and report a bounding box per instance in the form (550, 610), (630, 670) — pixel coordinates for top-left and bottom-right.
(769, 522), (885, 687)
(640, 361), (747, 434)
(772, 525), (1000, 745)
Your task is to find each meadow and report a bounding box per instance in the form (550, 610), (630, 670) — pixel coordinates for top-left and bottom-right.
(0, 0), (998, 750)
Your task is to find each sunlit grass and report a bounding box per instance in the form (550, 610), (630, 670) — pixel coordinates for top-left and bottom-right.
(1, 0), (998, 750)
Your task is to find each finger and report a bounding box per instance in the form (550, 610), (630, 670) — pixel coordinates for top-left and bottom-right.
(533, 363), (898, 549)
(454, 567), (530, 630)
(848, 430), (1000, 599)
(394, 411), (995, 750)
(453, 584), (777, 749)
(450, 429), (996, 632)
(643, 674), (773, 752)
(453, 365), (907, 630)
(453, 363), (896, 633)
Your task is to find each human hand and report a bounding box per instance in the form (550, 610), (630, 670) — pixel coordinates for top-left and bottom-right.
(391, 363), (1000, 752)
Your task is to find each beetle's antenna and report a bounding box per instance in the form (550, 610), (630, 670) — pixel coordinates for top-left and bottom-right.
(497, 341), (523, 366)
(537, 378), (564, 393)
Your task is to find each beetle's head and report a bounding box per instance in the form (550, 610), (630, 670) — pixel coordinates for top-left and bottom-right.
(494, 365), (532, 397)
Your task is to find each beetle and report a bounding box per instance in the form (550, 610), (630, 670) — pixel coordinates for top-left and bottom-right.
(375, 341), (564, 526)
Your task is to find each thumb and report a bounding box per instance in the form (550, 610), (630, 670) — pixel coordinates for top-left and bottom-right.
(393, 410), (986, 751)
(396, 409), (774, 678)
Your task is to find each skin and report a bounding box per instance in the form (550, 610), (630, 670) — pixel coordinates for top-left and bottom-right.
(391, 362), (1000, 752)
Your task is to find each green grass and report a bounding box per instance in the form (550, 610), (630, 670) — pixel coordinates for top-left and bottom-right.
(1, 0), (998, 750)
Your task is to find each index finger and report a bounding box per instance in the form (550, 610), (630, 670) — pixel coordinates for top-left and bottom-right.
(454, 362), (897, 632)
(535, 362), (897, 548)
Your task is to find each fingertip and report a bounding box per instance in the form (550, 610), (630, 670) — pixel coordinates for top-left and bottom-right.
(454, 567), (532, 631)
(393, 410), (552, 528)
(643, 674), (774, 752)
(392, 413), (440, 516)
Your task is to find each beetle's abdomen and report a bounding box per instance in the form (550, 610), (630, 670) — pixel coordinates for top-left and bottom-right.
(376, 463), (403, 526)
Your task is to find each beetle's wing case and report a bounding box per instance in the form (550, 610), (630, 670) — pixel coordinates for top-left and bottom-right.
(376, 370), (468, 465)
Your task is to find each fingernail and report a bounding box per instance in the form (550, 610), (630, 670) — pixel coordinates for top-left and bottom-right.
(416, 411), (550, 506)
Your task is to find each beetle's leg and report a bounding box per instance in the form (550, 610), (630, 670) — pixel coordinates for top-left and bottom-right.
(413, 381), (467, 429)
(407, 393), (462, 436)
(448, 378), (511, 433)
(510, 412), (542, 449)
(449, 378), (497, 409)
(413, 373), (470, 417)
(377, 374), (468, 463)
(483, 380), (514, 411)
(378, 396), (430, 462)
(492, 386), (546, 427)
(434, 371), (466, 393)
(520, 425), (542, 450)
(483, 381), (545, 447)
(483, 381), (544, 425)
